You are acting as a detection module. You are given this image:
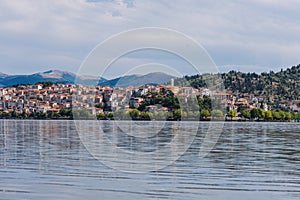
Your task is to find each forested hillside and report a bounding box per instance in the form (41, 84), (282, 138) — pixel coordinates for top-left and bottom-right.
(180, 65), (300, 102)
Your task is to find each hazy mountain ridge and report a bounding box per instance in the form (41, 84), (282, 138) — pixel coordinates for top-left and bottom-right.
(99, 72), (176, 87)
(0, 70), (106, 87)
(0, 72), (7, 78)
(0, 70), (175, 87)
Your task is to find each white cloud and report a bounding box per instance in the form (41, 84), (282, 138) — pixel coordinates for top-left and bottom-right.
(0, 0), (299, 75)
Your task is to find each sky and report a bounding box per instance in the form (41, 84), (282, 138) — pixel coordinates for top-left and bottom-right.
(0, 0), (300, 78)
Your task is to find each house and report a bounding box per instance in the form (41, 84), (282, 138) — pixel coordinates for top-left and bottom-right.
(36, 106), (51, 113)
(129, 97), (144, 108)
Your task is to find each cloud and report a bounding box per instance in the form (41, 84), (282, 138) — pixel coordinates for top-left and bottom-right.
(0, 0), (299, 76)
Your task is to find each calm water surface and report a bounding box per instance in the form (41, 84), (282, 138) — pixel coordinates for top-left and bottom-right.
(0, 120), (299, 200)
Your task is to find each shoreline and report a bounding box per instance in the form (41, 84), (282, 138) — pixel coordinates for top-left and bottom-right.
(0, 118), (298, 122)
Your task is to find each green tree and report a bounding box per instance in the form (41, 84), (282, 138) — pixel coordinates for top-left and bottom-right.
(36, 112), (47, 119)
(264, 110), (273, 120)
(227, 109), (237, 119)
(106, 112), (114, 119)
(181, 111), (188, 119)
(21, 112), (28, 119)
(187, 111), (194, 119)
(284, 112), (292, 121)
(250, 108), (259, 119)
(166, 112), (173, 120)
(152, 111), (166, 120)
(258, 108), (265, 119)
(272, 111), (281, 120)
(198, 96), (211, 111)
(211, 110), (224, 119)
(140, 111), (151, 120)
(241, 109), (251, 119)
(295, 112), (300, 120)
(35, 81), (54, 87)
(96, 112), (105, 120)
(193, 111), (200, 119)
(173, 109), (182, 120)
(200, 109), (210, 119)
(278, 110), (286, 120)
(60, 108), (72, 118)
(113, 110), (128, 120)
(11, 111), (19, 119)
(72, 109), (92, 119)
(129, 109), (140, 120)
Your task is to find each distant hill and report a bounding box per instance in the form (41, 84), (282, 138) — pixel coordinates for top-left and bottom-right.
(0, 70), (176, 88)
(99, 72), (176, 87)
(0, 72), (8, 78)
(221, 65), (299, 101)
(0, 70), (107, 87)
(180, 65), (300, 102)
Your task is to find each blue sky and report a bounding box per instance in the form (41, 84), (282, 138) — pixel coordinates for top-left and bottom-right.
(0, 0), (300, 77)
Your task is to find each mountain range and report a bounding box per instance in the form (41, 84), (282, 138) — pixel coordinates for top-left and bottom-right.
(0, 70), (105, 87)
(100, 72), (175, 87)
(0, 70), (176, 88)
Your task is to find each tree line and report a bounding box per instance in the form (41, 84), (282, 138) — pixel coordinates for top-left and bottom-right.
(226, 108), (300, 121)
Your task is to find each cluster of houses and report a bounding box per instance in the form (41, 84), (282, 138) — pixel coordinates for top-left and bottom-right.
(0, 82), (299, 116)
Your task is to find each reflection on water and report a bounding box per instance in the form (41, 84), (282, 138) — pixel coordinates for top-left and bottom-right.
(76, 120), (202, 172)
(0, 120), (300, 200)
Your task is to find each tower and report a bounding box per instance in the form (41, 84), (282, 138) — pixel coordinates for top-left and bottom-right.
(170, 79), (174, 87)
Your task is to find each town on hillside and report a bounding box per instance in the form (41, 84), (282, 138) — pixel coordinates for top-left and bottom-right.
(0, 80), (299, 121)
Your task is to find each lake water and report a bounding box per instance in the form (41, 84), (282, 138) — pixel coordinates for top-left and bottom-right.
(0, 120), (299, 200)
